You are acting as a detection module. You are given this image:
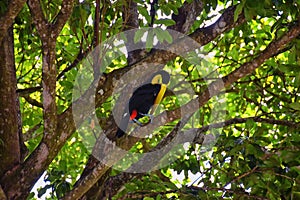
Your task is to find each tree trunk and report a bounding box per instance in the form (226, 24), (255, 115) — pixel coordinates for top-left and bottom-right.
(0, 26), (21, 198)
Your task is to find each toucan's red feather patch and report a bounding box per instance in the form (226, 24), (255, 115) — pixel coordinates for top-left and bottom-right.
(130, 110), (137, 120)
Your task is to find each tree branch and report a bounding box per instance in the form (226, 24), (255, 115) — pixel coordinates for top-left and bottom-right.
(63, 163), (110, 199)
(27, 0), (49, 39)
(17, 86), (42, 95)
(194, 116), (300, 138)
(52, 0), (75, 38)
(23, 123), (42, 141)
(57, 47), (90, 80)
(169, 0), (204, 33)
(190, 5), (245, 46)
(0, 0), (27, 42)
(93, 0), (101, 48)
(21, 94), (43, 108)
(1, 0), (75, 198)
(0, 25), (20, 187)
(101, 115), (299, 197)
(122, 0), (143, 65)
(149, 0), (158, 27)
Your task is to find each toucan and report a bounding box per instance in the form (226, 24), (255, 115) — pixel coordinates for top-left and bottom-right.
(116, 70), (170, 137)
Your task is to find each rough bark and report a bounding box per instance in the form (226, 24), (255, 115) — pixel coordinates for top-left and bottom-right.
(100, 114), (300, 198)
(122, 0), (143, 65)
(169, 0), (204, 33)
(0, 26), (20, 179)
(0, 0), (75, 199)
(0, 0), (27, 42)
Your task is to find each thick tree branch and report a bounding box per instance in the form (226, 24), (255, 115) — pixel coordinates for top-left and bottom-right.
(63, 163), (110, 199)
(28, 0), (74, 39)
(27, 0), (49, 39)
(1, 0), (75, 199)
(122, 0), (142, 65)
(52, 0), (75, 38)
(0, 26), (20, 183)
(0, 0), (27, 42)
(190, 5), (244, 45)
(169, 0), (204, 33)
(102, 115), (299, 197)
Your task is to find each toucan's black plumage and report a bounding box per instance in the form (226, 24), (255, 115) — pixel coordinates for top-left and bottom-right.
(116, 70), (170, 137)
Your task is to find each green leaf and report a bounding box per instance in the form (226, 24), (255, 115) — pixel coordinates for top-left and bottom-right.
(246, 143), (262, 156)
(160, 4), (171, 15)
(26, 192), (35, 200)
(294, 73), (300, 88)
(138, 5), (151, 23)
(234, 3), (244, 22)
(134, 29), (146, 44)
(211, 0), (218, 10)
(38, 185), (52, 198)
(244, 7), (255, 21)
(245, 119), (255, 130)
(153, 28), (173, 43)
(145, 30), (154, 49)
(144, 197), (155, 200)
(168, 3), (179, 15)
(290, 102), (300, 110)
(154, 19), (176, 26)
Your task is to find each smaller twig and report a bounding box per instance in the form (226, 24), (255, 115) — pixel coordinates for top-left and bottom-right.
(57, 47), (90, 80)
(23, 122), (42, 141)
(17, 86), (42, 95)
(22, 94), (43, 108)
(149, 0), (158, 27)
(224, 166), (259, 188)
(197, 185), (268, 200)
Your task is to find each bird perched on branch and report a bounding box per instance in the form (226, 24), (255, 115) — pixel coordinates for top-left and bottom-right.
(116, 70), (170, 137)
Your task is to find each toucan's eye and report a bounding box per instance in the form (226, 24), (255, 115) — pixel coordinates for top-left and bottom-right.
(152, 75), (163, 84)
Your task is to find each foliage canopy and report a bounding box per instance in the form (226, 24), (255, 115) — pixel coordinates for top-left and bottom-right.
(0, 0), (300, 199)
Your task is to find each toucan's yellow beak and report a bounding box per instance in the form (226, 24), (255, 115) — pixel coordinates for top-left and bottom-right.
(151, 83), (167, 114)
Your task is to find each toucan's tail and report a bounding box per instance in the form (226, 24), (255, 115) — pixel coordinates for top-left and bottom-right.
(116, 127), (126, 137)
(116, 112), (130, 137)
